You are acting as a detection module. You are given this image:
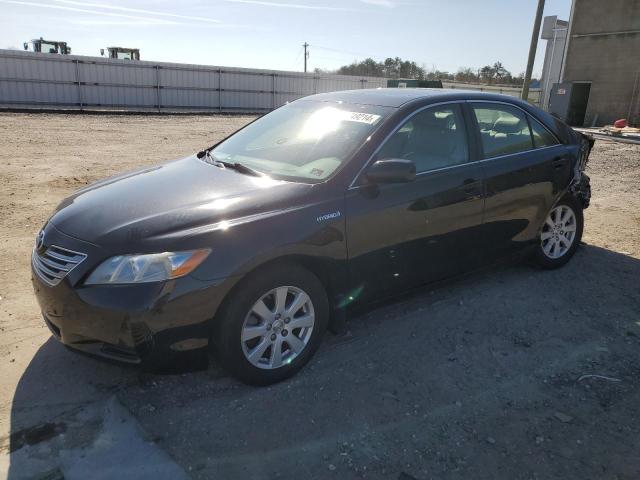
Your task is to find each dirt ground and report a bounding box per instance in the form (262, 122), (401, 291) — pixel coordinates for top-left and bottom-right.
(0, 112), (639, 479)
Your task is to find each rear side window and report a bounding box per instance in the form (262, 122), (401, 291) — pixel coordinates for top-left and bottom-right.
(377, 104), (469, 173)
(529, 116), (559, 148)
(473, 104), (533, 158)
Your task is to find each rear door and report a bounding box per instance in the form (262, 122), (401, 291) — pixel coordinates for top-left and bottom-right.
(345, 102), (485, 301)
(469, 102), (567, 259)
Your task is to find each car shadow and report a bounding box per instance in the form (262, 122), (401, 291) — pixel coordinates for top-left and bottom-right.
(7, 244), (640, 479)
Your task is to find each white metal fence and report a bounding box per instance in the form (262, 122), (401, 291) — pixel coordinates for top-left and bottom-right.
(0, 49), (540, 112)
(443, 81), (541, 107)
(0, 49), (386, 112)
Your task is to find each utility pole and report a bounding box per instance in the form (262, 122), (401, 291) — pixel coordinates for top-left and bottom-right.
(303, 42), (309, 73)
(521, 0), (545, 101)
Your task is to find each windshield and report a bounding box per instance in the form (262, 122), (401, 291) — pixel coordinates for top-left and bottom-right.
(210, 101), (393, 182)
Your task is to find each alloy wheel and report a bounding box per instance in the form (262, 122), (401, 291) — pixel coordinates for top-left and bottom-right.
(241, 286), (315, 370)
(541, 204), (577, 259)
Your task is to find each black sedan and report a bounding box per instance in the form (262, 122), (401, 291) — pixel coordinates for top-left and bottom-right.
(31, 89), (593, 385)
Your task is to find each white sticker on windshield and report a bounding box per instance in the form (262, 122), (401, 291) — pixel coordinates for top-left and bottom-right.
(344, 111), (381, 125)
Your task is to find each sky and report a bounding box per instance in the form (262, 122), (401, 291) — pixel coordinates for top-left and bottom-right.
(0, 0), (571, 77)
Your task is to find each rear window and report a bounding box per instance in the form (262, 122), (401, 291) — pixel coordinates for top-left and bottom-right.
(473, 104), (533, 158)
(529, 116), (559, 148)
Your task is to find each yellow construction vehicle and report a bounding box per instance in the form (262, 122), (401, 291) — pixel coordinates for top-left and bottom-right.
(24, 37), (71, 54)
(100, 47), (140, 61)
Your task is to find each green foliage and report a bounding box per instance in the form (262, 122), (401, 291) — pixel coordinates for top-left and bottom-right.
(336, 57), (426, 79)
(334, 57), (536, 87)
(471, 62), (530, 86)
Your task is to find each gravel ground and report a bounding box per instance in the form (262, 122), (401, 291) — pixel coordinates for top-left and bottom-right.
(0, 112), (639, 479)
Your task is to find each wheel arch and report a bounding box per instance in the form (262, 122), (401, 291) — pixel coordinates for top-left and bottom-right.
(211, 254), (348, 337)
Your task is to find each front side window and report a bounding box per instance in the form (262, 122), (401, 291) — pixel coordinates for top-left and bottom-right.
(376, 104), (469, 173)
(40, 42), (57, 53)
(473, 104), (533, 158)
(211, 101), (392, 183)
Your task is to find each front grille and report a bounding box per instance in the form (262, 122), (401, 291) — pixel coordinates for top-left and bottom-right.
(32, 245), (87, 286)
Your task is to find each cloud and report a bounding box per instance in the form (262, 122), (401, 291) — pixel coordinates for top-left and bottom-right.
(51, 0), (223, 24)
(0, 0), (180, 24)
(67, 19), (172, 26)
(360, 0), (396, 6)
(1, 0), (239, 28)
(221, 0), (353, 11)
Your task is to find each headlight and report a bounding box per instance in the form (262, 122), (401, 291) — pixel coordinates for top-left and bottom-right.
(85, 249), (211, 285)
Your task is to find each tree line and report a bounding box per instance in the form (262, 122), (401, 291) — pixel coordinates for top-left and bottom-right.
(322, 57), (536, 86)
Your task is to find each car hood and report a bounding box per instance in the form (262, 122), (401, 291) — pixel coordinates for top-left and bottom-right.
(50, 155), (312, 249)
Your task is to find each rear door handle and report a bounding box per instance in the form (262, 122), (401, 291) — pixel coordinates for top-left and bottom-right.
(462, 178), (482, 197)
(552, 157), (567, 169)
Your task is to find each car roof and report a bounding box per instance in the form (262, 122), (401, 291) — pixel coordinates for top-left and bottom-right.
(302, 88), (532, 109)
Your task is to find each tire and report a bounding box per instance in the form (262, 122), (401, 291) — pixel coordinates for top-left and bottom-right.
(213, 263), (329, 385)
(534, 195), (584, 269)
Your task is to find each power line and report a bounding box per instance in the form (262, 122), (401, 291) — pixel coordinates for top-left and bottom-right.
(312, 54), (353, 62)
(311, 44), (381, 60)
(290, 47), (303, 71)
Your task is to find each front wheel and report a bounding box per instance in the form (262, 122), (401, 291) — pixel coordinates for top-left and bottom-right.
(534, 196), (584, 269)
(214, 263), (329, 385)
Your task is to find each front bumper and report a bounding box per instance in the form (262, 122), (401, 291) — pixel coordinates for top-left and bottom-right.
(31, 223), (237, 365)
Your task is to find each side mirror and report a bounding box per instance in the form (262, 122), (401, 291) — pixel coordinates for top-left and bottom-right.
(366, 159), (416, 184)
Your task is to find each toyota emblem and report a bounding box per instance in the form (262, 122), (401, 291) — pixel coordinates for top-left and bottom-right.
(35, 230), (45, 251)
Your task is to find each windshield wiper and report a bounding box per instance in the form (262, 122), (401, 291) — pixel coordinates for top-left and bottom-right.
(197, 149), (263, 177)
(216, 159), (263, 177)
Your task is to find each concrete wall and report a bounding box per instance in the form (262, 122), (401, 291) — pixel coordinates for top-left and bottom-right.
(562, 0), (640, 125)
(540, 16), (568, 111)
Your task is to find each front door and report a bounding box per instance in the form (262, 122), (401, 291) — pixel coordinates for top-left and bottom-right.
(345, 103), (485, 302)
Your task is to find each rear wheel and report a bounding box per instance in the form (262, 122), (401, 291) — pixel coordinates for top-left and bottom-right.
(534, 196), (583, 269)
(214, 263), (328, 385)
